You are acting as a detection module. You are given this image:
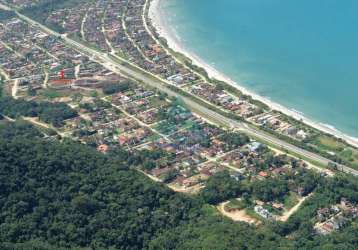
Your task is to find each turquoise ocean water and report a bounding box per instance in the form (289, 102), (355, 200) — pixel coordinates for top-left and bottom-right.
(161, 0), (358, 137)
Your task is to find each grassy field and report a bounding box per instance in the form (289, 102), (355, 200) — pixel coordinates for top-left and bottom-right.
(40, 89), (66, 99)
(284, 192), (300, 210)
(225, 199), (246, 211)
(339, 149), (358, 168)
(245, 208), (264, 222)
(146, 96), (169, 108)
(313, 135), (358, 169)
(315, 135), (346, 151)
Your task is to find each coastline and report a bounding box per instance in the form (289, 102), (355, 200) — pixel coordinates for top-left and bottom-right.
(149, 0), (358, 148)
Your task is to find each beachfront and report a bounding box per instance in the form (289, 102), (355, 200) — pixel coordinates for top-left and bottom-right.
(148, 0), (358, 148)
(2, 0), (358, 173)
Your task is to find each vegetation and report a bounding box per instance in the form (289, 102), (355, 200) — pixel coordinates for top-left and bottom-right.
(149, 8), (358, 171)
(0, 2), (356, 248)
(0, 121), (287, 249)
(41, 89), (65, 99)
(252, 178), (289, 202)
(310, 135), (358, 169)
(269, 175), (358, 249)
(20, 0), (90, 33)
(0, 9), (15, 21)
(0, 122), (200, 249)
(0, 78), (4, 98)
(102, 81), (133, 95)
(225, 199), (247, 211)
(0, 96), (77, 127)
(0, 120), (43, 138)
(201, 171), (243, 204)
(0, 117), (357, 249)
(149, 216), (286, 250)
(219, 132), (250, 150)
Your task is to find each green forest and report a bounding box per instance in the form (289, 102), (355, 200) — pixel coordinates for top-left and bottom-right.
(0, 120), (357, 249)
(0, 96), (77, 127)
(0, 0), (356, 248)
(0, 93), (357, 250)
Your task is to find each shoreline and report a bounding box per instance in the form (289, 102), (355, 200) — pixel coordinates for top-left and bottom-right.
(149, 0), (358, 148)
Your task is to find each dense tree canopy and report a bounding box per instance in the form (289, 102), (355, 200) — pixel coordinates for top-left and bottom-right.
(102, 81), (133, 95)
(201, 171), (244, 205)
(251, 178), (289, 202)
(149, 215), (287, 250)
(0, 119), (357, 249)
(0, 122), (200, 249)
(0, 97), (77, 127)
(219, 132), (250, 151)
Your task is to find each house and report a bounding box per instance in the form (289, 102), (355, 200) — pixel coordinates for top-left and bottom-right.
(49, 79), (73, 89)
(255, 200), (265, 206)
(167, 74), (184, 85)
(272, 203), (284, 210)
(296, 129), (308, 139)
(272, 167), (287, 176)
(330, 205), (341, 214)
(333, 216), (348, 229)
(151, 167), (171, 177)
(97, 144), (109, 153)
(182, 178), (198, 188)
(248, 142), (262, 152)
(135, 128), (147, 140)
(340, 197), (350, 208)
(200, 168), (213, 177)
(258, 171), (268, 178)
(119, 135), (130, 146)
(173, 176), (186, 186)
(230, 172), (244, 181)
(317, 208), (330, 221)
(150, 44), (162, 54)
(297, 187), (307, 196)
(320, 222), (334, 234)
(286, 126), (299, 136)
(348, 207), (358, 218)
(254, 205), (273, 219)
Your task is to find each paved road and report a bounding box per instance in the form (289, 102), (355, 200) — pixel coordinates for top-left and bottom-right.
(6, 5), (358, 176)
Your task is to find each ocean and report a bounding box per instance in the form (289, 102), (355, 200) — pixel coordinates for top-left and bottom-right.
(160, 0), (358, 138)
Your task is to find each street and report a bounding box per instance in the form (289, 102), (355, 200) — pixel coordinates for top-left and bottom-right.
(5, 4), (358, 176)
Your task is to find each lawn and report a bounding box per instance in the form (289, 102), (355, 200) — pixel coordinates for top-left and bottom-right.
(145, 133), (161, 142)
(315, 135), (345, 152)
(313, 135), (358, 169)
(154, 118), (196, 135)
(146, 96), (169, 108)
(245, 208), (264, 222)
(284, 192), (300, 210)
(40, 89), (65, 99)
(153, 121), (177, 135)
(338, 148), (358, 168)
(225, 199), (247, 211)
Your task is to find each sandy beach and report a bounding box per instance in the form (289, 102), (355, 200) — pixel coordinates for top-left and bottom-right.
(149, 0), (358, 148)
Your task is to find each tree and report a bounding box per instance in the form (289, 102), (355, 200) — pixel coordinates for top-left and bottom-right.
(251, 178), (289, 202)
(102, 81), (133, 95)
(0, 127), (199, 249)
(0, 97), (77, 127)
(201, 171), (242, 204)
(219, 132), (250, 150)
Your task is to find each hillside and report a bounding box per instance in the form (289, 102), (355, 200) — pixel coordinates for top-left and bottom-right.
(0, 121), (287, 249)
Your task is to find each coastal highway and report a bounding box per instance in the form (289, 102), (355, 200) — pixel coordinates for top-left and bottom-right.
(5, 4), (358, 177)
